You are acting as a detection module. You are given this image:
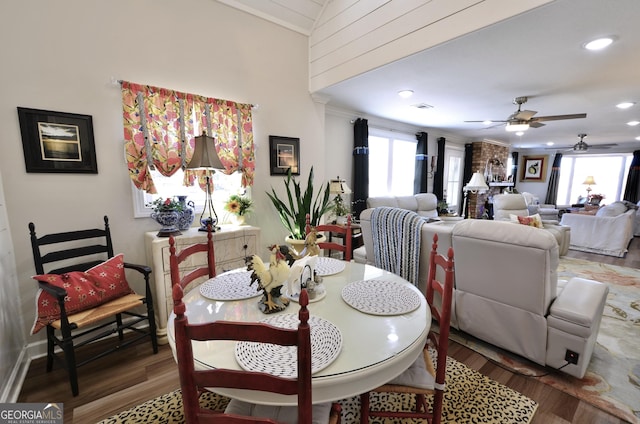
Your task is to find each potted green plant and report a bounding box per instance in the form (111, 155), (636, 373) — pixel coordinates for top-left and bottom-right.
(266, 167), (332, 243)
(330, 193), (351, 224)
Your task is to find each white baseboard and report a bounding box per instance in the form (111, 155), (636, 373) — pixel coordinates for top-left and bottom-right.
(1, 347), (31, 403)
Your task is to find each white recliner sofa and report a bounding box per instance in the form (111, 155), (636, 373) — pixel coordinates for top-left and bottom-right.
(358, 208), (609, 378)
(492, 193), (571, 256)
(353, 193), (439, 264)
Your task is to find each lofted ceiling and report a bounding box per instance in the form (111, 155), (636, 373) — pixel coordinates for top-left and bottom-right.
(219, 0), (640, 153)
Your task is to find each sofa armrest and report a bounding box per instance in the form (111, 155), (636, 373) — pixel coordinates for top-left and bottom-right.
(548, 277), (608, 334)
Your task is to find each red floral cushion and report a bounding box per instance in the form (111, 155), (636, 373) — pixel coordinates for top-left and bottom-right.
(31, 254), (134, 334)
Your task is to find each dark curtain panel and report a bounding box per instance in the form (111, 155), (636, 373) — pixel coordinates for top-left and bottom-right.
(352, 118), (369, 219)
(432, 137), (446, 200)
(544, 153), (563, 205)
(460, 143), (473, 216)
(511, 151), (519, 189)
(414, 132), (428, 193)
(623, 150), (640, 203)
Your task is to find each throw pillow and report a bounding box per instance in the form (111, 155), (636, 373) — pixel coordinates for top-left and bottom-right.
(31, 254), (134, 334)
(596, 202), (627, 218)
(510, 213), (543, 228)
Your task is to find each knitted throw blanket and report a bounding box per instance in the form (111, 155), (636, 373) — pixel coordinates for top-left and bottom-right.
(371, 207), (426, 286)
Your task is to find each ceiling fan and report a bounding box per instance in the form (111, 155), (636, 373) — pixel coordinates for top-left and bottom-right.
(553, 133), (618, 152)
(465, 96), (587, 131)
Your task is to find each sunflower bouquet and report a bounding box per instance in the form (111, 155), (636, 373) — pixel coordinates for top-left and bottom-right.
(225, 195), (253, 217)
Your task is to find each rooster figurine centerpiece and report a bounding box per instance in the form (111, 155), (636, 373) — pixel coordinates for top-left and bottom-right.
(247, 245), (291, 313)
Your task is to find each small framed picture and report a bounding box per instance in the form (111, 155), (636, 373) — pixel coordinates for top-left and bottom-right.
(520, 155), (547, 182)
(269, 135), (300, 176)
(17, 107), (98, 173)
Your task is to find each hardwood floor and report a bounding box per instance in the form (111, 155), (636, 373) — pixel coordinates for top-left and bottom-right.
(18, 239), (638, 423)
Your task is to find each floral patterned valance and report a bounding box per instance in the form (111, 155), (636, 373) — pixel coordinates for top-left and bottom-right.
(121, 81), (255, 194)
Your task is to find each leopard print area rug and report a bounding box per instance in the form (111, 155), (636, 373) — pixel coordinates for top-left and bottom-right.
(98, 356), (537, 424)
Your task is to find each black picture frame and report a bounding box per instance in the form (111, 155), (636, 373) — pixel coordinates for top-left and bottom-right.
(17, 107), (98, 174)
(269, 135), (300, 176)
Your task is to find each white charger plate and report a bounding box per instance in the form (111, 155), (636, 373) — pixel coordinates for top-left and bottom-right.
(315, 257), (346, 276)
(235, 314), (342, 377)
(199, 271), (261, 301)
(341, 280), (422, 315)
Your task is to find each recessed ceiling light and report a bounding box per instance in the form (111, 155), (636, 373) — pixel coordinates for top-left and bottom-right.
(398, 90), (413, 98)
(584, 37), (615, 51)
(617, 102), (636, 109)
(627, 120), (640, 126)
(636, 136), (640, 141)
(516, 131), (524, 136)
(546, 142), (554, 146)
(482, 120), (492, 125)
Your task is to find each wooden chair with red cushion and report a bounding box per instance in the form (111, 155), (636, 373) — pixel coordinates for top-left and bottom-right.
(168, 224), (216, 292)
(28, 216), (158, 396)
(305, 213), (353, 261)
(359, 233), (454, 424)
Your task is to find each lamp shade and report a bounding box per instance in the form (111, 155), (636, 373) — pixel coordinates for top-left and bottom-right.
(187, 133), (224, 169)
(583, 175), (596, 185)
(329, 177), (352, 194)
(464, 171), (489, 192)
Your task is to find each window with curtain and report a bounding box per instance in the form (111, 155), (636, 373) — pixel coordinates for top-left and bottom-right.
(121, 81), (255, 217)
(556, 154), (632, 205)
(368, 129), (417, 197)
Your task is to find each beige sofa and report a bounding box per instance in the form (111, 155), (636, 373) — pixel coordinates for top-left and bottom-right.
(358, 208), (609, 378)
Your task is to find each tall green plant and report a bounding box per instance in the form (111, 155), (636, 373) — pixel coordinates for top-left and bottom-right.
(266, 167), (332, 240)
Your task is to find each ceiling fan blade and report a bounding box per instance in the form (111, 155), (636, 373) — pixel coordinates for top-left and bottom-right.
(514, 110), (537, 120)
(529, 121), (545, 128)
(589, 143), (618, 149)
(464, 120), (508, 123)
(532, 113), (587, 122)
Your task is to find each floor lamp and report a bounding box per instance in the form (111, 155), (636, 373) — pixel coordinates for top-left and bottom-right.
(186, 132), (225, 232)
(462, 171), (489, 219)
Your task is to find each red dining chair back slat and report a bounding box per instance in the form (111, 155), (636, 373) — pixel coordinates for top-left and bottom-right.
(359, 233), (454, 424)
(169, 225), (216, 292)
(173, 280), (313, 423)
(305, 214), (353, 261)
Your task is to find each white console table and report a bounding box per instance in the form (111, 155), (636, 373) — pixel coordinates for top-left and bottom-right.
(145, 225), (261, 344)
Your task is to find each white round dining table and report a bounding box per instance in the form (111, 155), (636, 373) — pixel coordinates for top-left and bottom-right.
(167, 261), (429, 405)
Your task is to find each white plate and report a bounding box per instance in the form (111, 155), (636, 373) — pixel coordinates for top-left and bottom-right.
(199, 271), (261, 301)
(315, 257), (346, 276)
(235, 314), (342, 377)
(341, 280), (422, 315)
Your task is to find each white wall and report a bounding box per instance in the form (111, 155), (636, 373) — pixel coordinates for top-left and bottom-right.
(0, 0), (328, 361)
(0, 172), (28, 401)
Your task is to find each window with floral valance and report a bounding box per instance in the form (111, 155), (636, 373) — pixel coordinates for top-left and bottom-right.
(121, 81), (255, 194)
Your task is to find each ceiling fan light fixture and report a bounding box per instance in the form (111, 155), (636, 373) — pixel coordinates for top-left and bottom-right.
(506, 122), (529, 132)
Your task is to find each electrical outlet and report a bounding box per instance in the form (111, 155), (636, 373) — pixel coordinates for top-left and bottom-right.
(565, 349), (579, 364)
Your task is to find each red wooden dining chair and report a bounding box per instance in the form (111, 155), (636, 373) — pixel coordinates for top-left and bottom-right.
(173, 282), (341, 423)
(305, 213), (353, 261)
(359, 233), (454, 424)
(169, 225), (216, 292)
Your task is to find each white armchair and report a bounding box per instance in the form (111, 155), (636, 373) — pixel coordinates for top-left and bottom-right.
(492, 193), (570, 256)
(521, 192), (560, 221)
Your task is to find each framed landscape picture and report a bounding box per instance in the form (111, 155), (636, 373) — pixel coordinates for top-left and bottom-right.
(17, 107), (98, 173)
(520, 155), (547, 182)
(269, 135), (300, 176)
